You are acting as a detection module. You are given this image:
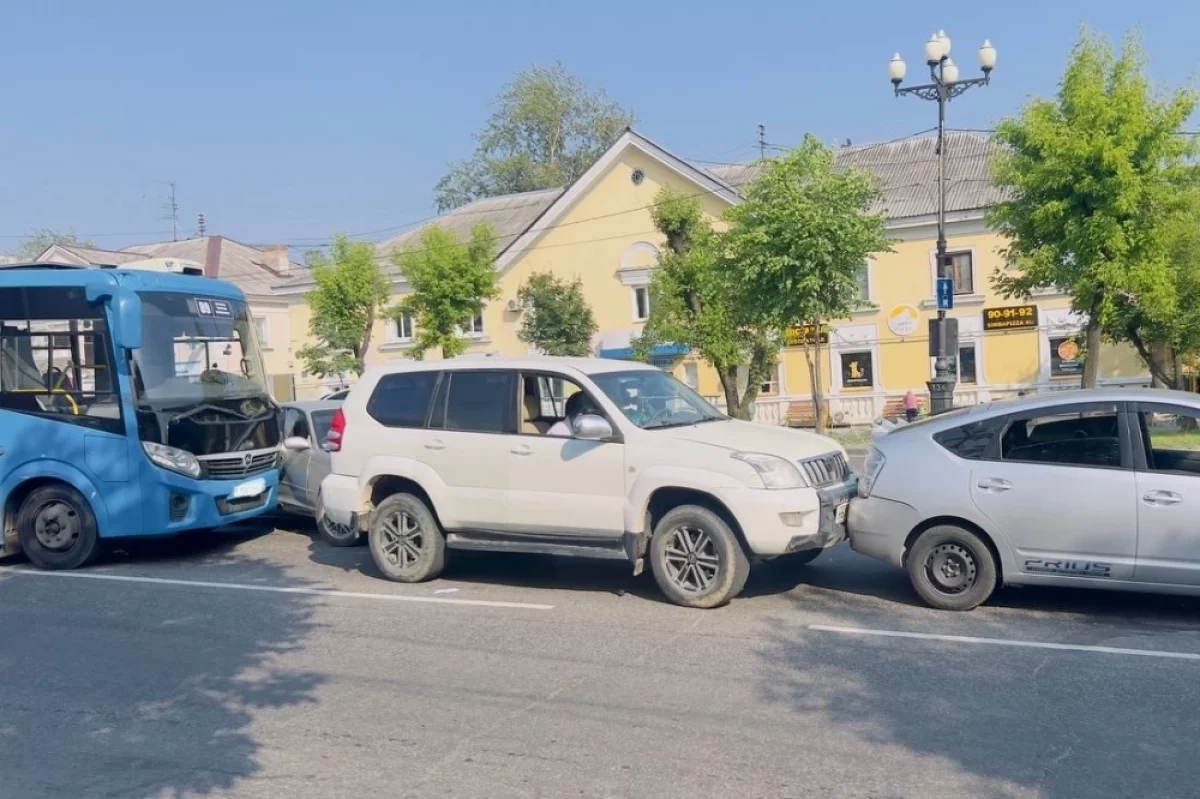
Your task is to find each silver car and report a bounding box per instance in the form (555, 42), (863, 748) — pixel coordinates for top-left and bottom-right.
(849, 388), (1200, 610)
(280, 400), (358, 546)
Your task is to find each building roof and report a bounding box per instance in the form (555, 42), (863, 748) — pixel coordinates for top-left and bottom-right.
(36, 237), (301, 297)
(271, 129), (1005, 294)
(704, 131), (1006, 219)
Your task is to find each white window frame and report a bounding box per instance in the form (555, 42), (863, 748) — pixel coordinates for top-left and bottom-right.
(829, 323), (881, 393)
(928, 314), (986, 387)
(456, 310), (486, 339)
(923, 246), (985, 308)
(855, 259), (872, 304)
(957, 341), (979, 385)
(682, 362), (699, 390)
(1037, 307), (1085, 383)
(632, 286), (651, 322)
(389, 312), (415, 342)
(254, 317), (269, 349)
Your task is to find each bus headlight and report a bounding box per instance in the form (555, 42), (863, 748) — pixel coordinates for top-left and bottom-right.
(143, 442), (202, 478)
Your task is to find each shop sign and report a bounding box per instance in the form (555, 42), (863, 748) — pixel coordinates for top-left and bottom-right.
(983, 304), (1038, 331)
(887, 304), (920, 337)
(784, 324), (829, 347)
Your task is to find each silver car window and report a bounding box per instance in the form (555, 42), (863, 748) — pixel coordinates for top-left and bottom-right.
(1000, 409), (1121, 468)
(1139, 406), (1200, 476)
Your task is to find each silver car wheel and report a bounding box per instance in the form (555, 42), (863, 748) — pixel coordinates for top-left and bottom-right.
(320, 515), (356, 543)
(378, 511), (424, 570)
(925, 543), (977, 594)
(662, 525), (721, 594)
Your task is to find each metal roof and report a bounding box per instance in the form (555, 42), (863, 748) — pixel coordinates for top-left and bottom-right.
(705, 131), (1007, 219)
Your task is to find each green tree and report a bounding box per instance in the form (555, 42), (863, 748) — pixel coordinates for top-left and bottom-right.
(516, 272), (598, 356)
(15, 229), (95, 260)
(723, 138), (890, 432)
(394, 223), (499, 358)
(636, 188), (779, 421)
(296, 234), (392, 378)
(990, 30), (1198, 388)
(435, 63), (634, 211)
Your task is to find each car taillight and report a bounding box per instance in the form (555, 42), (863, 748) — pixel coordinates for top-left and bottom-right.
(325, 408), (346, 452)
(858, 446), (886, 498)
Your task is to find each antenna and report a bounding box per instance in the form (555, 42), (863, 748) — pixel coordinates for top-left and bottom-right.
(197, 212), (207, 237)
(161, 182), (180, 241)
(758, 123), (766, 160)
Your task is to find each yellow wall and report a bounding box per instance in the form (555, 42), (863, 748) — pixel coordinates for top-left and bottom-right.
(281, 140), (1152, 408)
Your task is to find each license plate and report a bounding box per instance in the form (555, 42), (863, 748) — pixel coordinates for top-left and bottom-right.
(231, 477), (266, 500)
(835, 503), (848, 525)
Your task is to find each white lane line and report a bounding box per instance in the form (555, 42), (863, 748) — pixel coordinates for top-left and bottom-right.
(808, 624), (1200, 662)
(0, 567), (554, 610)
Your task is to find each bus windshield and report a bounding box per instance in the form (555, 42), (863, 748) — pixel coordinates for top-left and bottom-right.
(131, 292), (270, 406)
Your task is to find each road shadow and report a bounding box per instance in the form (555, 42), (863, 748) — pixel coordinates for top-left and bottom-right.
(0, 550), (325, 797)
(756, 589), (1200, 799)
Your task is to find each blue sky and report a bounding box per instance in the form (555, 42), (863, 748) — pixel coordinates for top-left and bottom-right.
(0, 0), (1195, 254)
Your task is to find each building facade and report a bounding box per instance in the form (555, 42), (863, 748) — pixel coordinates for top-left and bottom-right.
(278, 129), (1150, 420)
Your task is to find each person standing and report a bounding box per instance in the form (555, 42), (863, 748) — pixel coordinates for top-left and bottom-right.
(903, 390), (919, 423)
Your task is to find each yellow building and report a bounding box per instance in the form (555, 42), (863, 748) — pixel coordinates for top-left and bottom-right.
(275, 129), (1150, 421)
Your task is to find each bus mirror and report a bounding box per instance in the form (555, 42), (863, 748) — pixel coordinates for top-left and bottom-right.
(112, 289), (143, 350)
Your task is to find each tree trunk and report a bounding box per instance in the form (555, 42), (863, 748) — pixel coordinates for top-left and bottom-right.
(1127, 324), (1175, 388)
(1081, 317), (1102, 389)
(719, 366), (744, 420)
(1150, 341), (1169, 388)
(1173, 349), (1185, 391)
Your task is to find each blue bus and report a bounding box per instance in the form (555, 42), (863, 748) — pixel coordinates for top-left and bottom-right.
(0, 261), (283, 569)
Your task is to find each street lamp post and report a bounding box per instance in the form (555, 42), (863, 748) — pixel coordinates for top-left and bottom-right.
(889, 32), (996, 414)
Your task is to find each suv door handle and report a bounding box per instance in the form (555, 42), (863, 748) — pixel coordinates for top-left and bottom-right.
(510, 444), (533, 456)
(977, 478), (1012, 493)
(1143, 490), (1183, 506)
(424, 439), (446, 451)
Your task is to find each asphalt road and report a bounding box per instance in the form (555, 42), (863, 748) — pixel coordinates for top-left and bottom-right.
(4, 515), (1200, 799)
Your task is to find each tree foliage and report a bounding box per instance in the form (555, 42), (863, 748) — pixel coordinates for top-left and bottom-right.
(723, 137), (889, 430)
(15, 229), (95, 260)
(516, 272), (598, 356)
(435, 63), (634, 211)
(394, 224), (499, 359)
(990, 30), (1199, 388)
(297, 234), (392, 378)
(638, 146), (887, 426)
(636, 188), (772, 421)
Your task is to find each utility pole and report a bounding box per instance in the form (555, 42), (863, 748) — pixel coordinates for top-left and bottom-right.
(758, 123), (766, 160)
(161, 182), (179, 241)
(197, 212), (207, 237)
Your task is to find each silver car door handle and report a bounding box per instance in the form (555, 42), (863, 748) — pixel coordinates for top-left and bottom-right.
(977, 478), (1012, 492)
(510, 444), (533, 456)
(424, 439), (446, 451)
(1142, 490), (1183, 506)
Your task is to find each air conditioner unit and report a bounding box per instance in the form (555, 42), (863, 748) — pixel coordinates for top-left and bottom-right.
(833, 411), (846, 424)
(505, 298), (524, 313)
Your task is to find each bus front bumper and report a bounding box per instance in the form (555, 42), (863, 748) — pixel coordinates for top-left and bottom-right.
(138, 468), (281, 535)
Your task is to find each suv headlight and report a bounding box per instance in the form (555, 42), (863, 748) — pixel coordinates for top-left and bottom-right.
(143, 441), (202, 478)
(731, 452), (807, 490)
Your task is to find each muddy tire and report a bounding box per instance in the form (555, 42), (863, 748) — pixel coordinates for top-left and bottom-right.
(649, 505), (749, 609)
(368, 493), (445, 583)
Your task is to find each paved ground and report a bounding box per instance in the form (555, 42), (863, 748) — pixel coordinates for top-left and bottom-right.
(4, 513), (1200, 799)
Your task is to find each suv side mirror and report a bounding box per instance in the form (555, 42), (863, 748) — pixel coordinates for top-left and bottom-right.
(572, 413), (613, 441)
(283, 436), (311, 452)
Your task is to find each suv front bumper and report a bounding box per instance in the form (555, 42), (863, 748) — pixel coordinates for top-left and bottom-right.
(715, 476), (857, 558)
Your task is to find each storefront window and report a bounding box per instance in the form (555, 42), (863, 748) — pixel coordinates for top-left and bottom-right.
(1050, 336), (1083, 377)
(840, 350), (873, 388)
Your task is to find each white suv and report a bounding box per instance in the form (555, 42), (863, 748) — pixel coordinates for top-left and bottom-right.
(319, 357), (855, 608)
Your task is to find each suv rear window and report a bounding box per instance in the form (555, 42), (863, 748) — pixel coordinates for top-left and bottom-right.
(443, 370), (515, 434)
(367, 371), (438, 428)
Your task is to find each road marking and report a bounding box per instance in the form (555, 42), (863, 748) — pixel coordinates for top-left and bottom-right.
(0, 567), (554, 610)
(808, 624), (1200, 662)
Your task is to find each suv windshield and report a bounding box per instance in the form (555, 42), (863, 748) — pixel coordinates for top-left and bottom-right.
(131, 292), (270, 405)
(591, 369), (724, 429)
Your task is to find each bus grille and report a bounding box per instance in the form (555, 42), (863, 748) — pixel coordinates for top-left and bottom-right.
(799, 452), (850, 488)
(199, 449), (279, 480)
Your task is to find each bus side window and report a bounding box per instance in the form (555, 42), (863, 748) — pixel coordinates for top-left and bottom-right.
(0, 287), (121, 432)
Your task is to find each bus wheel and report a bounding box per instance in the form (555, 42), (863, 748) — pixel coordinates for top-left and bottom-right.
(17, 484), (102, 570)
